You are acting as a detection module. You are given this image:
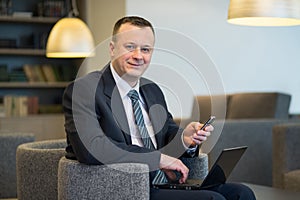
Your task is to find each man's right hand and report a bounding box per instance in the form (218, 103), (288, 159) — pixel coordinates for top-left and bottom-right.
(160, 154), (189, 184)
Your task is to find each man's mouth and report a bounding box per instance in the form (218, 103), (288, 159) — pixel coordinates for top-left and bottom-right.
(127, 62), (144, 67)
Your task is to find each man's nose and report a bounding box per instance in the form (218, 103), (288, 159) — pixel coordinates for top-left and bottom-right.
(132, 48), (143, 59)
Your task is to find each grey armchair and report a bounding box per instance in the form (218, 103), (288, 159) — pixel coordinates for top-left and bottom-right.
(0, 133), (35, 199)
(273, 123), (300, 192)
(16, 139), (66, 200)
(58, 154), (208, 200)
(16, 138), (208, 199)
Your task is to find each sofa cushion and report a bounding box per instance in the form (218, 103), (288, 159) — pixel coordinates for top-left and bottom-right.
(226, 92), (291, 119)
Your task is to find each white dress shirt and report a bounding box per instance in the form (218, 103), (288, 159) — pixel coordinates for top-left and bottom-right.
(110, 64), (158, 149)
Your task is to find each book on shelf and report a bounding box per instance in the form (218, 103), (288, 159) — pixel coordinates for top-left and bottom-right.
(0, 38), (17, 48)
(39, 104), (63, 114)
(0, 96), (4, 117)
(27, 96), (39, 115)
(22, 64), (75, 83)
(51, 65), (63, 81)
(12, 12), (33, 18)
(0, 64), (9, 82)
(9, 67), (27, 82)
(33, 64), (46, 82)
(41, 64), (57, 82)
(42, 1), (66, 17)
(3, 95), (39, 117)
(23, 64), (40, 82)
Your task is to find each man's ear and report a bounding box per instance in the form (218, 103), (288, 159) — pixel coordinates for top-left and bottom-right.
(109, 41), (115, 57)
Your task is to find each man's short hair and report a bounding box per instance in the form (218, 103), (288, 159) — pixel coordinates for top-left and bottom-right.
(112, 16), (155, 41)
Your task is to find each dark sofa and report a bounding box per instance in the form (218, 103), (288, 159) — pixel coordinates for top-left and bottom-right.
(179, 92), (297, 186)
(190, 92), (291, 122)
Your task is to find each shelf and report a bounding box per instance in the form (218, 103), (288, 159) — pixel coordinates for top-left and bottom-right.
(0, 82), (69, 88)
(0, 15), (59, 24)
(0, 48), (46, 56)
(0, 0), (84, 114)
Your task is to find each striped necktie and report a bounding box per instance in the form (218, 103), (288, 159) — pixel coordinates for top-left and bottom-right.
(128, 90), (168, 185)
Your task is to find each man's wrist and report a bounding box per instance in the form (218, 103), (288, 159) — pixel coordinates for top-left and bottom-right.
(181, 132), (198, 150)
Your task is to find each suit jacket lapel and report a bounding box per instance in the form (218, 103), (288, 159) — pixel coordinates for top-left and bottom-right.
(102, 65), (132, 144)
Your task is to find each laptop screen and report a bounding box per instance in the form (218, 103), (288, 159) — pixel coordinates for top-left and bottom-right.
(201, 146), (248, 188)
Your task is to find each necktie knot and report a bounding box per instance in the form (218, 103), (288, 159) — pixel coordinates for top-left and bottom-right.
(128, 90), (139, 102)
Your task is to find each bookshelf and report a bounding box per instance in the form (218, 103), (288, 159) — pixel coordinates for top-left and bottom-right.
(0, 0), (84, 117)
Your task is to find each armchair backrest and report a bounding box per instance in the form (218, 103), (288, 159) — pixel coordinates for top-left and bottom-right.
(0, 133), (35, 198)
(226, 92), (291, 119)
(16, 139), (66, 200)
(191, 92), (291, 121)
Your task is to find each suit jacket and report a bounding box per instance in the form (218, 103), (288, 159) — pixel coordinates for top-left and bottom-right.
(63, 63), (196, 173)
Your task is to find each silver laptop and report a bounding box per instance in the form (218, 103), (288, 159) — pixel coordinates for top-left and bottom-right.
(153, 146), (247, 190)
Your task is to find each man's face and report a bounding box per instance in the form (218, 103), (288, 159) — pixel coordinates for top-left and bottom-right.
(110, 23), (155, 84)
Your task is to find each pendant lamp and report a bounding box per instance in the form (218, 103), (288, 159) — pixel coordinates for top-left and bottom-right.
(46, 0), (95, 58)
(227, 0), (300, 26)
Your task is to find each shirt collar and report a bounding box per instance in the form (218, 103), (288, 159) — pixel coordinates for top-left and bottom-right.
(110, 63), (140, 100)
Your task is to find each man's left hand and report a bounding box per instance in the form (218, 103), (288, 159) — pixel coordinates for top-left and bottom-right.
(182, 122), (213, 147)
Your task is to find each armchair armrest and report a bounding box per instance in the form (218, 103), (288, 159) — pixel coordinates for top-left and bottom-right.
(272, 123), (300, 189)
(180, 153), (208, 180)
(58, 157), (150, 200)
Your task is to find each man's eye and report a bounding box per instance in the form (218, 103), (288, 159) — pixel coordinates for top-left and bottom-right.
(125, 44), (136, 51)
(141, 47), (151, 53)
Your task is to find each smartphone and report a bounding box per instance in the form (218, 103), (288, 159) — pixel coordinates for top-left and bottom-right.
(200, 116), (216, 130)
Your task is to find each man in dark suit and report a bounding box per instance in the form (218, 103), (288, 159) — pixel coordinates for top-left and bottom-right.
(63, 16), (256, 200)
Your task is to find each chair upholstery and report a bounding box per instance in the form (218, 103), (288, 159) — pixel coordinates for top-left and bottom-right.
(58, 154), (208, 199)
(181, 153), (208, 180)
(0, 133), (35, 198)
(273, 123), (300, 192)
(226, 92), (291, 119)
(58, 157), (150, 200)
(16, 139), (66, 200)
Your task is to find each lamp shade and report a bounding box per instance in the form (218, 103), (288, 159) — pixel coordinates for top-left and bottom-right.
(228, 0), (300, 26)
(46, 17), (95, 58)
